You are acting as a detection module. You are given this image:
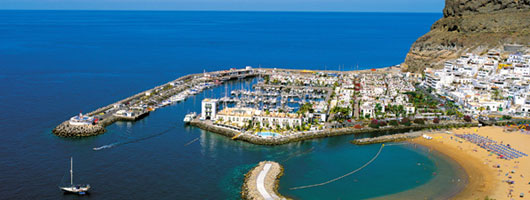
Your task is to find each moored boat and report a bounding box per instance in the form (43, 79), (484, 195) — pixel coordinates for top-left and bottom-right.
(183, 112), (197, 124)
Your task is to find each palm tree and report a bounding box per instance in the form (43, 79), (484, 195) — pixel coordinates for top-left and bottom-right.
(375, 103), (383, 119)
(492, 90), (503, 100)
(478, 107), (486, 114)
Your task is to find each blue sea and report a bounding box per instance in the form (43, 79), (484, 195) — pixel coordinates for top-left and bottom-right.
(0, 10), (462, 200)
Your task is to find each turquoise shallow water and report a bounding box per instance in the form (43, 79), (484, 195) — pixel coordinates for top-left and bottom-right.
(278, 142), (466, 199)
(0, 10), (462, 199)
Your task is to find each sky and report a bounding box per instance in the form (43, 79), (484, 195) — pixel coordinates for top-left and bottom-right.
(0, 0), (444, 13)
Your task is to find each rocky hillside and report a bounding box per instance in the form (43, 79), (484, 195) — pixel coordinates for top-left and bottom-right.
(403, 0), (530, 72)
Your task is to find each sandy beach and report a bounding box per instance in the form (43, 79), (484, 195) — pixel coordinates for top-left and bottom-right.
(412, 126), (530, 199)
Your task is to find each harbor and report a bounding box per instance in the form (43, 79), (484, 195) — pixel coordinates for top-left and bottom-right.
(53, 65), (482, 145)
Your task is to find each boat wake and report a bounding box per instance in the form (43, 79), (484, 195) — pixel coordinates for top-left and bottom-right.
(93, 144), (117, 151)
(183, 137), (200, 146)
(92, 125), (178, 151)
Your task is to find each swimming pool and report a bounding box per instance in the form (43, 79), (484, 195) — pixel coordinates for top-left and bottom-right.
(257, 132), (280, 137)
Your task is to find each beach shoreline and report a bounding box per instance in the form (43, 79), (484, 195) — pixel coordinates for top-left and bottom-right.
(410, 136), (497, 199)
(407, 126), (530, 199)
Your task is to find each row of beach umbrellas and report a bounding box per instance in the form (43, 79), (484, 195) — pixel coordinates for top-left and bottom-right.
(455, 133), (527, 160)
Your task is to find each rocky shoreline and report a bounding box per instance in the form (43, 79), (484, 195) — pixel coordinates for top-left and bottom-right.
(241, 161), (288, 200)
(191, 119), (476, 145)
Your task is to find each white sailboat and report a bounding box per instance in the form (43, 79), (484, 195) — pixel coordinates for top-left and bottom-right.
(59, 157), (90, 194)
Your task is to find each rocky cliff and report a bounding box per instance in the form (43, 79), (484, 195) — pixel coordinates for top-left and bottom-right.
(403, 0), (530, 72)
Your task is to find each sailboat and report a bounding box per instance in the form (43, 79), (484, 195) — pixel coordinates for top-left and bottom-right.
(59, 157), (90, 194)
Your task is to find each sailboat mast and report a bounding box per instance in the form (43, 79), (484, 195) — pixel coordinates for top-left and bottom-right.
(70, 157), (73, 186)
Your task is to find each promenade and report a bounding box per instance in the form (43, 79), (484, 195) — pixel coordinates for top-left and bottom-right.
(241, 161), (286, 200)
(257, 163), (277, 200)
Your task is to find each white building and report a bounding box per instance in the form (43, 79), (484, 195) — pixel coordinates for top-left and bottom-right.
(405, 104), (415, 115)
(216, 107), (255, 127)
(69, 112), (94, 126)
(361, 102), (374, 118)
(254, 112), (303, 129)
(201, 98), (219, 120)
(215, 107), (302, 129)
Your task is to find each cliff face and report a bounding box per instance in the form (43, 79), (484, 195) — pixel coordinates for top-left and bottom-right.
(404, 0), (530, 72)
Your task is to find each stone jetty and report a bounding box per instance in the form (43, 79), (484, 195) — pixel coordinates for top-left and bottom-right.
(351, 131), (423, 145)
(241, 161), (289, 200)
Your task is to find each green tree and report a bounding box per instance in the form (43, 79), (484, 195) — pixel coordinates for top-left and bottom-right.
(375, 103), (383, 119)
(492, 89), (503, 100)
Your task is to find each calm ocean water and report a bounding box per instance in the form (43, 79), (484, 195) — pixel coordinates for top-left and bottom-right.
(0, 10), (460, 200)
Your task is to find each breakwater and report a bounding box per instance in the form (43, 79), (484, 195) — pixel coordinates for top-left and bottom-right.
(351, 131), (423, 145)
(241, 161), (288, 200)
(191, 120), (476, 145)
(52, 67), (256, 137)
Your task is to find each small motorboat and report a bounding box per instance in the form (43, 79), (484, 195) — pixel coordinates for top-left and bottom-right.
(183, 112), (197, 124)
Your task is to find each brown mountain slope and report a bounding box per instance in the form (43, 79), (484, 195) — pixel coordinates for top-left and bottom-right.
(403, 0), (530, 72)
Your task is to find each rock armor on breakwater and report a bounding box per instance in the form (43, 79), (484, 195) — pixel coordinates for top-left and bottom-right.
(52, 121), (105, 137)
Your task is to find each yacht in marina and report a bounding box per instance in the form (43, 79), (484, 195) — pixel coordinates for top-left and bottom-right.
(183, 112), (197, 124)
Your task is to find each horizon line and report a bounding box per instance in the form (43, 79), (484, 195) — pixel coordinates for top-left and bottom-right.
(0, 8), (441, 14)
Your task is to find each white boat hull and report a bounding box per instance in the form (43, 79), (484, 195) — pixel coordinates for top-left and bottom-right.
(60, 185), (90, 194)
